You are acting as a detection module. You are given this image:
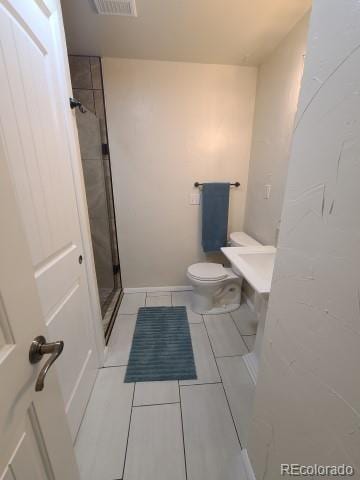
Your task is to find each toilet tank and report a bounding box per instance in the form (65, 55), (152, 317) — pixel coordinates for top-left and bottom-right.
(229, 232), (262, 247)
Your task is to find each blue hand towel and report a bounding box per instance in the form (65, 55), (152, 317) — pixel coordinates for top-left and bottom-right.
(201, 183), (230, 253)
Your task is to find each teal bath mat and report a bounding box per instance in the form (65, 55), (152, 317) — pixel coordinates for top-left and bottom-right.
(124, 306), (197, 383)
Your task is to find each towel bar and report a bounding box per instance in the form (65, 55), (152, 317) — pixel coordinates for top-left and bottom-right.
(194, 181), (240, 188)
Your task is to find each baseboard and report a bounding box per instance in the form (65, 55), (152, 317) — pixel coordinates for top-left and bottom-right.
(243, 352), (258, 385)
(123, 286), (193, 293)
(241, 449), (256, 480)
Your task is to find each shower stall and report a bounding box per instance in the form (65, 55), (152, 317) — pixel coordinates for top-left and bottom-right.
(69, 55), (122, 340)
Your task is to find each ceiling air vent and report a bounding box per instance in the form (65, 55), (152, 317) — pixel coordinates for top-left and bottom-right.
(93, 0), (137, 16)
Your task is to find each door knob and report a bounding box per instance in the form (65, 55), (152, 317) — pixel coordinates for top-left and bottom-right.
(29, 336), (64, 392)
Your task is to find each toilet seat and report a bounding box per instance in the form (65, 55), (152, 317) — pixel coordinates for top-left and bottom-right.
(187, 263), (228, 282)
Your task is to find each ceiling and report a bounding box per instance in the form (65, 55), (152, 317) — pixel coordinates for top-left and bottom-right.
(61, 0), (311, 66)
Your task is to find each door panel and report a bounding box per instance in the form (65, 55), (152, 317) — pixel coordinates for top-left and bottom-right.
(0, 0), (99, 440)
(1, 469), (12, 480)
(6, 407), (51, 480)
(0, 117), (79, 479)
(1, 402), (66, 480)
(0, 296), (14, 349)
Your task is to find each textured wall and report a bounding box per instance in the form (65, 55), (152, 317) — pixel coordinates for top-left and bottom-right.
(247, 1), (360, 477)
(244, 14), (309, 246)
(102, 59), (257, 288)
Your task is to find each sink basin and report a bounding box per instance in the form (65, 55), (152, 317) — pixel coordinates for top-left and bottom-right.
(221, 246), (277, 294)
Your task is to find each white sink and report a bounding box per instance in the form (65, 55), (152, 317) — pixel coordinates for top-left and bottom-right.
(221, 246), (277, 294)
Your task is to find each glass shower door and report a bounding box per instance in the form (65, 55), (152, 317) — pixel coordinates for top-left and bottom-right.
(76, 109), (122, 335)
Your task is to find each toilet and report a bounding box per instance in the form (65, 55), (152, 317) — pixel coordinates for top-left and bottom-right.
(229, 231), (262, 247)
(187, 232), (261, 314)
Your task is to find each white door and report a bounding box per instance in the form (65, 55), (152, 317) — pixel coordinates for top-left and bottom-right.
(0, 97), (80, 477)
(0, 0), (99, 440)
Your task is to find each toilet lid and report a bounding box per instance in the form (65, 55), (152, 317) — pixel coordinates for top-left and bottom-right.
(188, 263), (227, 281)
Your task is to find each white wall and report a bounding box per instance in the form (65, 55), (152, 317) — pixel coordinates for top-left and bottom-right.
(247, 0), (360, 477)
(103, 59), (257, 287)
(244, 14), (309, 246)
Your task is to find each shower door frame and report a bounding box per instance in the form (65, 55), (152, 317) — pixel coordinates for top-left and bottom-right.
(98, 56), (124, 343)
(68, 54), (124, 344)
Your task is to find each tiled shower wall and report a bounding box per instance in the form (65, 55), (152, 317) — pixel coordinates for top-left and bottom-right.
(69, 56), (106, 138)
(69, 56), (121, 316)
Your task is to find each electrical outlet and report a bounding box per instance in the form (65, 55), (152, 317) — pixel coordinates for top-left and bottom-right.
(264, 184), (272, 200)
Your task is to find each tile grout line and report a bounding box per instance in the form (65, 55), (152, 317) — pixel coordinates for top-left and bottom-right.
(180, 381), (222, 388)
(230, 309), (257, 338)
(133, 401), (180, 408)
(173, 291), (189, 480)
(121, 381), (136, 480)
(101, 364), (128, 369)
(242, 337), (252, 353)
(73, 368), (100, 446)
(230, 311), (245, 339)
(242, 334), (255, 353)
(202, 316), (244, 450)
(229, 312), (253, 353)
(178, 380), (188, 480)
(214, 353), (246, 359)
(216, 360), (244, 449)
(201, 313), (222, 382)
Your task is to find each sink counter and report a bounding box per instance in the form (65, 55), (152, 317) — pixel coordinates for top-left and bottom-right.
(221, 246), (277, 294)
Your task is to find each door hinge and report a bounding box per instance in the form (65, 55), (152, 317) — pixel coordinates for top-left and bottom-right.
(113, 264), (120, 275)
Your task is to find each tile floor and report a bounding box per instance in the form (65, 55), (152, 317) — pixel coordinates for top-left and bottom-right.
(75, 291), (256, 480)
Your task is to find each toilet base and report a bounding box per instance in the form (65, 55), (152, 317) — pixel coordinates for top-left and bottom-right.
(191, 303), (240, 315)
(189, 275), (242, 315)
